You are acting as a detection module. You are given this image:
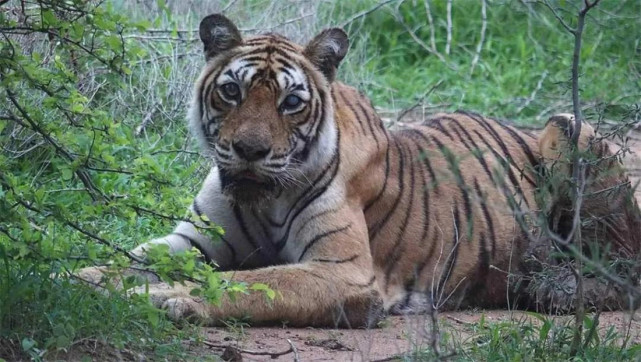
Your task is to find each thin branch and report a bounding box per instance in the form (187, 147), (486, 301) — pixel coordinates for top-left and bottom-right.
(515, 70), (548, 114)
(470, 0), (487, 75)
(339, 0), (397, 28)
(203, 341), (296, 358)
(423, 0), (437, 52)
(542, 0), (576, 34)
(393, 1), (451, 66)
(445, 0), (453, 55)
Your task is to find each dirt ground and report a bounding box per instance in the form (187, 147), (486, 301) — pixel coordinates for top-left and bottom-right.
(186, 311), (641, 361)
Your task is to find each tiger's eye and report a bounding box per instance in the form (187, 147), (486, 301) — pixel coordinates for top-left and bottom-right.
(221, 83), (240, 99)
(283, 94), (301, 108)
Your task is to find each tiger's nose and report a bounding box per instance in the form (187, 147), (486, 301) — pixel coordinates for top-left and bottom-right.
(232, 139), (271, 161)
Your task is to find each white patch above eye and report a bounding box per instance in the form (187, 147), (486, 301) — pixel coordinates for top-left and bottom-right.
(217, 58), (259, 87)
(276, 68), (310, 103)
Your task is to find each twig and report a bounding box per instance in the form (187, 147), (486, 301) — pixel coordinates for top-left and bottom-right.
(445, 0), (453, 55)
(393, 1), (451, 67)
(203, 340), (295, 358)
(135, 102), (158, 137)
(541, 0), (576, 34)
(287, 339), (300, 362)
(339, 0), (397, 28)
(220, 0), (240, 13)
(396, 80), (444, 122)
(424, 0), (437, 52)
(469, 0), (487, 75)
(515, 70), (548, 114)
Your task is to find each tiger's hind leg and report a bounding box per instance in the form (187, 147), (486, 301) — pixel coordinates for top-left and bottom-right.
(524, 113), (641, 312)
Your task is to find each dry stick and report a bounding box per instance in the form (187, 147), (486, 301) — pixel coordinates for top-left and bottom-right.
(423, 0), (437, 52)
(135, 102), (158, 137)
(393, 0), (451, 67)
(203, 341), (295, 358)
(396, 80), (444, 123)
(543, 0), (602, 355)
(445, 0), (452, 55)
(287, 339), (300, 362)
(469, 0), (487, 75)
(515, 70), (548, 114)
(339, 0), (397, 28)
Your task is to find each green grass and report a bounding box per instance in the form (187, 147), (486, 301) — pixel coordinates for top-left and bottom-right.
(335, 0), (641, 125)
(401, 313), (641, 361)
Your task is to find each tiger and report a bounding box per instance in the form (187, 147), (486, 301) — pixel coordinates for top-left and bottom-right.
(79, 14), (641, 327)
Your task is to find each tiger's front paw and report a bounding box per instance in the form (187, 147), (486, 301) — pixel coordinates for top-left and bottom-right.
(141, 282), (214, 324)
(163, 297), (210, 323)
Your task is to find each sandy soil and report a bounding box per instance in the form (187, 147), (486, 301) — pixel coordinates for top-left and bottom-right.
(182, 311), (641, 361)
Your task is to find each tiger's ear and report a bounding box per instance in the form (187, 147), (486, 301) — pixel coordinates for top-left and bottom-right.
(199, 14), (242, 60)
(304, 28), (349, 82)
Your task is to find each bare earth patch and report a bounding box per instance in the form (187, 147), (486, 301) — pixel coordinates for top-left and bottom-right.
(182, 311), (641, 361)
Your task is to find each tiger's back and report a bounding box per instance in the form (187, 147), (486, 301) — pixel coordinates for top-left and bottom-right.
(332, 87), (542, 311)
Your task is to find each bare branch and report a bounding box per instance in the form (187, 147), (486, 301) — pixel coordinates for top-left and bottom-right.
(393, 1), (451, 67)
(445, 0), (453, 55)
(469, 0), (487, 75)
(542, 0), (576, 34)
(339, 0), (397, 28)
(423, 0), (437, 51)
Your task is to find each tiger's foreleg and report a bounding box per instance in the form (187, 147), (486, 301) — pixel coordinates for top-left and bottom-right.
(144, 262), (382, 327)
(143, 210), (384, 327)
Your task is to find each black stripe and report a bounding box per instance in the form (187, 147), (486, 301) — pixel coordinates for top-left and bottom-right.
(369, 138), (405, 241)
(364, 130), (391, 211)
(293, 207), (341, 241)
(233, 205), (277, 262)
(404, 129), (440, 194)
(173, 232), (213, 264)
(431, 136), (473, 239)
(346, 275), (376, 288)
(474, 178), (497, 257)
(472, 129), (530, 208)
(437, 204), (461, 294)
(192, 200), (210, 225)
(496, 121), (539, 168)
(312, 254), (360, 264)
(273, 151), (340, 251)
(356, 100), (380, 148)
(298, 223), (352, 262)
(458, 111), (536, 187)
(384, 141), (416, 292)
(424, 117), (455, 141)
(446, 118), (496, 185)
(339, 90), (367, 134)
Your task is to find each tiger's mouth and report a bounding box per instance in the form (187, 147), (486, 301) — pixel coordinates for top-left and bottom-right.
(218, 167), (279, 204)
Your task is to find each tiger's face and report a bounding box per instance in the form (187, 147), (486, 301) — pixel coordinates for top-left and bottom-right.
(189, 15), (348, 205)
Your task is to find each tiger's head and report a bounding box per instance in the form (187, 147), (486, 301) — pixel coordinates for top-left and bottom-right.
(189, 14), (349, 205)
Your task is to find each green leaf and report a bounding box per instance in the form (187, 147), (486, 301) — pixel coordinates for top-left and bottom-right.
(250, 283), (275, 300)
(21, 338), (36, 352)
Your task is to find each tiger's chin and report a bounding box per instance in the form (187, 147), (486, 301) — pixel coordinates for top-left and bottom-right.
(219, 168), (281, 207)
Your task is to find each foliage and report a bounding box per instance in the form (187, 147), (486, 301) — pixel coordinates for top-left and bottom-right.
(337, 0), (640, 124)
(405, 313), (641, 361)
(0, 0), (217, 359)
